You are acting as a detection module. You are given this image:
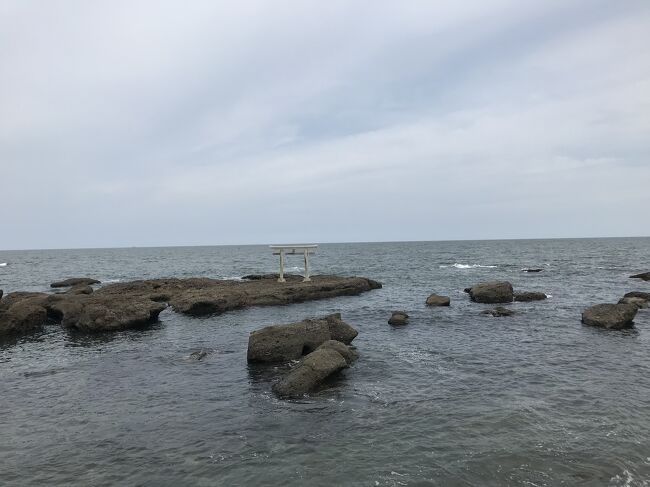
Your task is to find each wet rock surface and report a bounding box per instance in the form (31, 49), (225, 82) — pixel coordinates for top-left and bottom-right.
(618, 297), (648, 309)
(630, 271), (650, 281)
(514, 292), (547, 302)
(388, 311), (409, 326)
(247, 314), (358, 363)
(481, 306), (515, 317)
(50, 277), (101, 288)
(425, 294), (450, 306)
(581, 303), (638, 329)
(1, 275), (380, 337)
(469, 281), (514, 304)
(272, 341), (357, 398)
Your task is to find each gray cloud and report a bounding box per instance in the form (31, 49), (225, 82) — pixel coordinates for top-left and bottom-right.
(1, 0), (649, 249)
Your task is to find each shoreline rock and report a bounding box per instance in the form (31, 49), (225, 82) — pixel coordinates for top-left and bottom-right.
(272, 340), (358, 398)
(1, 275), (381, 337)
(50, 277), (101, 288)
(426, 294), (450, 306)
(630, 272), (650, 281)
(247, 314), (358, 363)
(581, 303), (638, 329)
(514, 292), (547, 302)
(469, 281), (514, 304)
(388, 311), (409, 326)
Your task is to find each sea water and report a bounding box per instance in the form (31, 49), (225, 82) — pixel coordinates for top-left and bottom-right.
(1, 238), (649, 486)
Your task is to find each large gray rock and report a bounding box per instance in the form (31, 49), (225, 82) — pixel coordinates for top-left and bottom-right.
(50, 277), (100, 288)
(426, 294), (450, 306)
(0, 301), (47, 336)
(469, 281), (514, 304)
(247, 315), (358, 363)
(581, 303), (638, 329)
(630, 272), (650, 281)
(514, 292), (547, 302)
(618, 297), (648, 309)
(272, 342), (354, 398)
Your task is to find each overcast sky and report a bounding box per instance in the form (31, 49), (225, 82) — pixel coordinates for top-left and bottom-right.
(1, 1), (649, 249)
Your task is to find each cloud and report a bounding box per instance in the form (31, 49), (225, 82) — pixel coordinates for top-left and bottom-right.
(1, 0), (649, 248)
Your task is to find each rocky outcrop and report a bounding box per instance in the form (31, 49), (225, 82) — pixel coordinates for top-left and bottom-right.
(426, 294), (450, 306)
(0, 300), (47, 335)
(388, 311), (409, 326)
(481, 306), (515, 317)
(514, 292), (547, 302)
(50, 277), (101, 288)
(272, 341), (357, 398)
(581, 303), (638, 329)
(2, 275), (380, 337)
(618, 297), (648, 309)
(630, 272), (650, 281)
(469, 281), (514, 304)
(247, 314), (358, 363)
(624, 291), (650, 301)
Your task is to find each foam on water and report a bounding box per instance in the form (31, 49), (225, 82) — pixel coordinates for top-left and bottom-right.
(440, 262), (498, 269)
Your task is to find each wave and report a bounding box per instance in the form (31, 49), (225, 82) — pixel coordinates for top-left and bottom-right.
(0, 262), (7, 267)
(439, 263), (497, 269)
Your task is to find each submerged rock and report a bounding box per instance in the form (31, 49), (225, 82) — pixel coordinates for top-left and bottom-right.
(189, 350), (208, 361)
(272, 341), (356, 398)
(426, 294), (450, 306)
(247, 314), (358, 363)
(514, 292), (547, 302)
(624, 291), (650, 301)
(522, 268), (543, 273)
(50, 277), (100, 288)
(581, 303), (638, 329)
(481, 306), (515, 317)
(388, 311), (409, 326)
(469, 281), (514, 304)
(630, 272), (650, 281)
(618, 297), (648, 309)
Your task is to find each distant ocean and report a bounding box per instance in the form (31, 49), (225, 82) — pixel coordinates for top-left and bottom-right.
(1, 238), (649, 486)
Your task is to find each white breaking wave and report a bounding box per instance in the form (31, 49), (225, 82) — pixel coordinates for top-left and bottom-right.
(0, 262), (7, 267)
(439, 263), (497, 269)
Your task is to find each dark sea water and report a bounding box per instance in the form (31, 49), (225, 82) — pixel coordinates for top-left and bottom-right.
(1, 238), (650, 486)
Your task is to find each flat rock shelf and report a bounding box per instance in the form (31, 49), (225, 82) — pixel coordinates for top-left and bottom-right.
(0, 274), (382, 335)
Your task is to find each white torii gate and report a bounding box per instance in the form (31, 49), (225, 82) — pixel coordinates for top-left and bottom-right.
(270, 244), (318, 282)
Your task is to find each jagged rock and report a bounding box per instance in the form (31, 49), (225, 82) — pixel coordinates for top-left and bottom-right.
(247, 314), (358, 363)
(426, 294), (450, 306)
(481, 306), (515, 317)
(189, 350), (208, 360)
(630, 272), (650, 281)
(50, 277), (100, 288)
(272, 341), (354, 398)
(0, 290), (3, 301)
(624, 292), (650, 301)
(469, 281), (514, 304)
(618, 297), (648, 309)
(514, 292), (547, 302)
(463, 287), (472, 293)
(388, 311), (409, 326)
(0, 301), (47, 335)
(581, 303), (638, 329)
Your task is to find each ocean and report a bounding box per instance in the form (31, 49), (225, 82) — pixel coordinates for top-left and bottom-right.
(1, 238), (649, 486)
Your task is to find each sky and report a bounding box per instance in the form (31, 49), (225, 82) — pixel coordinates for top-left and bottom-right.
(1, 0), (649, 250)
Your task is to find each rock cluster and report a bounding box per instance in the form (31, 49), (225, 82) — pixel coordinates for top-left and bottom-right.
(247, 313), (357, 363)
(247, 314), (359, 398)
(1, 274), (381, 337)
